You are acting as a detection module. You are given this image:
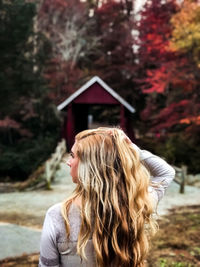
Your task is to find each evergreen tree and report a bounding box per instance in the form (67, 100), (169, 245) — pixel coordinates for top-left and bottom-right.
(0, 0), (61, 181)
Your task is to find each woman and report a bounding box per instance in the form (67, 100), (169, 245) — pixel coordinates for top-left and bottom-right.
(39, 127), (175, 267)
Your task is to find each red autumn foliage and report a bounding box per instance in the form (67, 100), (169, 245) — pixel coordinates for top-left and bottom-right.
(138, 0), (177, 57)
(137, 0), (200, 136)
(44, 58), (84, 104)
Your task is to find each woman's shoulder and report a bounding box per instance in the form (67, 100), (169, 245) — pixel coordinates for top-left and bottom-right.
(47, 202), (62, 216)
(46, 203), (64, 228)
(44, 203), (66, 242)
(45, 202), (82, 242)
(46, 202), (81, 222)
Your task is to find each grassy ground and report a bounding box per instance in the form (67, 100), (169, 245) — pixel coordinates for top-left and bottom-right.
(1, 205), (200, 267)
(147, 205), (200, 267)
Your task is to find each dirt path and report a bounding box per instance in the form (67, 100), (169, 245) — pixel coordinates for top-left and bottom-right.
(158, 181), (200, 216)
(0, 163), (76, 229)
(0, 163), (75, 260)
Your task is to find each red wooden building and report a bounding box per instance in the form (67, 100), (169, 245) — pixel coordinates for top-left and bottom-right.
(57, 76), (135, 149)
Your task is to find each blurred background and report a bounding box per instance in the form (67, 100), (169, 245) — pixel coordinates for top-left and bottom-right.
(0, 0), (200, 266)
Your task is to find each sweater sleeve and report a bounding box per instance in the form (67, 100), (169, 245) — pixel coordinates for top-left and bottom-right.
(132, 143), (175, 203)
(39, 210), (60, 267)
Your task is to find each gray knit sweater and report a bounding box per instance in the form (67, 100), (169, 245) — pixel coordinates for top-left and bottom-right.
(39, 147), (175, 267)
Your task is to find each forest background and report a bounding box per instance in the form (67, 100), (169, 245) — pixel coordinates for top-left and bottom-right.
(1, 0), (200, 182)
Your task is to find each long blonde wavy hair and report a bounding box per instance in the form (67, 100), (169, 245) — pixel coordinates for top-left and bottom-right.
(62, 127), (157, 267)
